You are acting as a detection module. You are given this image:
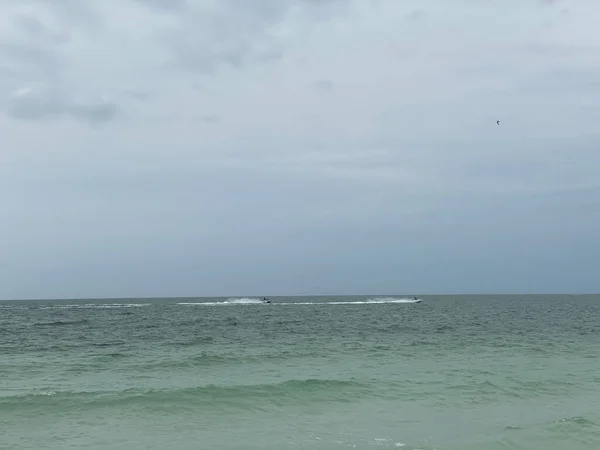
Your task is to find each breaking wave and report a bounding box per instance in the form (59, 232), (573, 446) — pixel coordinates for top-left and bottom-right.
(0, 379), (379, 414)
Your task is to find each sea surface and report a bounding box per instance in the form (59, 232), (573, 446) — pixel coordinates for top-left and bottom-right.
(1, 295), (600, 450)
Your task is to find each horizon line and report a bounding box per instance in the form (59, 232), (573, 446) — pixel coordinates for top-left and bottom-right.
(0, 293), (594, 302)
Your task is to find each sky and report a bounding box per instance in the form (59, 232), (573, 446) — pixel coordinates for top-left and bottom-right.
(1, 0), (599, 299)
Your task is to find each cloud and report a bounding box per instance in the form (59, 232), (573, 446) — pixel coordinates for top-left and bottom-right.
(311, 80), (335, 93)
(135, 0), (188, 12)
(0, 1), (109, 124)
(200, 114), (220, 124)
(6, 85), (117, 125)
(0, 0), (352, 124)
(1, 0), (600, 298)
(155, 1), (306, 74)
(127, 90), (152, 102)
(407, 10), (426, 20)
(67, 99), (118, 124)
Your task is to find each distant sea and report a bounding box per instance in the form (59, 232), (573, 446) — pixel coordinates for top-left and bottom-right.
(1, 295), (600, 450)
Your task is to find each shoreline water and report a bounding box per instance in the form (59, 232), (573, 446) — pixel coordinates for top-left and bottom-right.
(2, 295), (600, 449)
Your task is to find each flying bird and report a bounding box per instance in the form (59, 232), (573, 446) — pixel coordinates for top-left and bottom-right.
(497, 120), (500, 125)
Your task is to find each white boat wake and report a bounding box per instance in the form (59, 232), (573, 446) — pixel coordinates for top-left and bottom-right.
(177, 297), (422, 306)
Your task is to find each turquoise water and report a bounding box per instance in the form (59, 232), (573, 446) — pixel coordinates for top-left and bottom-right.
(1, 295), (599, 449)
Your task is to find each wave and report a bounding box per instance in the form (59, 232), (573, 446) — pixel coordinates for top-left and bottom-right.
(136, 348), (338, 371)
(39, 303), (150, 310)
(34, 319), (89, 327)
(0, 379), (377, 414)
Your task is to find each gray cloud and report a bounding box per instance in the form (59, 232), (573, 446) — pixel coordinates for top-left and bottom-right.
(157, 6), (286, 74)
(200, 114), (220, 123)
(135, 0), (188, 11)
(14, 14), (67, 43)
(0, 1), (104, 123)
(29, 0), (103, 32)
(0, 0), (351, 124)
(7, 85), (117, 125)
(0, 9), (67, 84)
(154, 0), (350, 75)
(128, 90), (152, 102)
(67, 100), (118, 125)
(312, 80), (335, 93)
(407, 10), (426, 20)
(2, 0), (600, 298)
(0, 41), (64, 82)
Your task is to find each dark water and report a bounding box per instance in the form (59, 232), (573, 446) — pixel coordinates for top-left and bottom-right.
(1, 295), (600, 449)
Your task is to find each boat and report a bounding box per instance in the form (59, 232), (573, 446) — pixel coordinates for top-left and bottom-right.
(261, 297), (271, 304)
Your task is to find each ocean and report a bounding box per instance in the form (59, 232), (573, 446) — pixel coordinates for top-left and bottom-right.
(1, 295), (599, 450)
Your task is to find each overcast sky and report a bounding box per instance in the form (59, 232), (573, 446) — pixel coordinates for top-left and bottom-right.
(1, 0), (599, 299)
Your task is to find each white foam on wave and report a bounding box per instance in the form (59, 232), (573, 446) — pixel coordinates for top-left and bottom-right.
(37, 391), (56, 397)
(40, 303), (150, 310)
